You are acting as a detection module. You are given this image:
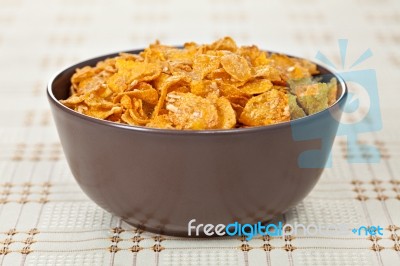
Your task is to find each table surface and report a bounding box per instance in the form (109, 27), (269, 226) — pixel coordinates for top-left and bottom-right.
(1, 0), (400, 265)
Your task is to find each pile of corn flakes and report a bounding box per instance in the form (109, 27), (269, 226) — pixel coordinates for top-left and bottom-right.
(61, 37), (337, 130)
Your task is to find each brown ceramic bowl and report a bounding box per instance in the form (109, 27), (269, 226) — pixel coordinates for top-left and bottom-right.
(47, 49), (347, 236)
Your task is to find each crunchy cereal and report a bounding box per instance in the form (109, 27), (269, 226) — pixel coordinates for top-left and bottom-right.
(60, 37), (338, 130)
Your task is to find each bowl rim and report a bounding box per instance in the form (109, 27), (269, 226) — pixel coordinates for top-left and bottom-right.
(47, 48), (348, 136)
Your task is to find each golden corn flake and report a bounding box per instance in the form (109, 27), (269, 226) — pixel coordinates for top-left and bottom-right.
(220, 53), (252, 82)
(239, 79), (273, 95)
(239, 89), (290, 126)
(146, 114), (174, 129)
(206, 36), (237, 52)
(190, 80), (219, 98)
(60, 37), (338, 130)
(166, 92), (219, 130)
(192, 54), (220, 80)
(215, 97), (236, 129)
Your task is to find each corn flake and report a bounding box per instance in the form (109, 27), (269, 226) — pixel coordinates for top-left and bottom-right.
(166, 92), (218, 130)
(61, 37), (338, 130)
(220, 53), (252, 82)
(239, 89), (290, 126)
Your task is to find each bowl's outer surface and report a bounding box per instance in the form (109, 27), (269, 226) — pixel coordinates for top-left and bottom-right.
(48, 50), (347, 236)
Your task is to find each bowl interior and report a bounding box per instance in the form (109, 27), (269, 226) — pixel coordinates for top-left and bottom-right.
(48, 49), (347, 134)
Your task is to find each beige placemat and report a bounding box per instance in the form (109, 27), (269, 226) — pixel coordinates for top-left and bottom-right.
(0, 0), (399, 265)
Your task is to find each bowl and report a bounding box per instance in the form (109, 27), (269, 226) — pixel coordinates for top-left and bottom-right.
(47, 49), (347, 236)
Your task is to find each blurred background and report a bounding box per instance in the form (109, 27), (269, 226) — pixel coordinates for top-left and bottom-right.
(0, 0), (399, 138)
